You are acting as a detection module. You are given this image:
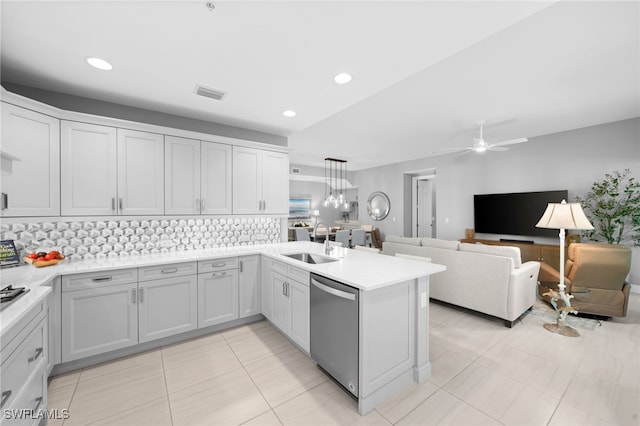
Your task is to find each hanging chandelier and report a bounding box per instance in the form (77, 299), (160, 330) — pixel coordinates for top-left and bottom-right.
(322, 158), (349, 210)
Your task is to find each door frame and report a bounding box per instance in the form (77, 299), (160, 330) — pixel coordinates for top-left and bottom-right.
(411, 174), (436, 238)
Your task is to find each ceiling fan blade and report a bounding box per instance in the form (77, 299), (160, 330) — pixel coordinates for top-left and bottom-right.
(490, 137), (528, 147)
(488, 146), (509, 152)
(439, 147), (470, 152)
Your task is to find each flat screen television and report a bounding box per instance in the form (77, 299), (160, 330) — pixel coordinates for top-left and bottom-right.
(474, 190), (568, 238)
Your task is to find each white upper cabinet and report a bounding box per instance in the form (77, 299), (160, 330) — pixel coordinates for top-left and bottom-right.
(165, 136), (231, 215)
(61, 122), (164, 216)
(201, 141), (232, 214)
(232, 146), (288, 214)
(117, 129), (164, 215)
(61, 121), (117, 216)
(1, 103), (60, 217)
(164, 136), (201, 215)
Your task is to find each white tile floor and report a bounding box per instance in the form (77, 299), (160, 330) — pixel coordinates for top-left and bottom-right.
(47, 294), (640, 426)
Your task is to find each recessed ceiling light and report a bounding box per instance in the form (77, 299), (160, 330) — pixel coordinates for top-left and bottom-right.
(283, 110), (297, 118)
(86, 57), (113, 71)
(334, 73), (352, 84)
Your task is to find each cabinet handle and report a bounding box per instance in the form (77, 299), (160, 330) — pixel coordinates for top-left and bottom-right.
(92, 276), (112, 282)
(195, 198), (200, 213)
(212, 272), (227, 278)
(1, 193), (7, 210)
(28, 347), (44, 363)
(131, 288), (137, 304)
(239, 261), (243, 273)
(211, 262), (226, 268)
(139, 287), (144, 303)
(119, 198), (123, 210)
(201, 198), (206, 212)
(33, 396), (43, 412)
(263, 200), (266, 211)
(161, 268), (178, 274)
(1, 390), (11, 409)
(111, 197), (116, 211)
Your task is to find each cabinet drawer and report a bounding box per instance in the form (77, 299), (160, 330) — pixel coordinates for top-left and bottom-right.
(6, 365), (46, 425)
(270, 260), (287, 275)
(138, 262), (197, 282)
(0, 318), (46, 412)
(198, 257), (238, 273)
(287, 265), (310, 285)
(62, 268), (138, 292)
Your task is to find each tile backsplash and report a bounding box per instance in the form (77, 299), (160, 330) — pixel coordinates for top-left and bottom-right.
(1, 217), (281, 261)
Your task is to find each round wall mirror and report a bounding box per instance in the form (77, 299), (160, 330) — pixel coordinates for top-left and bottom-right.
(367, 191), (390, 221)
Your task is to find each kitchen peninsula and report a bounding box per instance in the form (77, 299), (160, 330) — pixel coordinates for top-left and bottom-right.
(0, 241), (445, 416)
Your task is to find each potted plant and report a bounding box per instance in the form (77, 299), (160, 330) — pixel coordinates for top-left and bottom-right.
(575, 169), (640, 246)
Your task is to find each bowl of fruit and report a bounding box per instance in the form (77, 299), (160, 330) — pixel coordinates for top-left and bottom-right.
(24, 250), (65, 268)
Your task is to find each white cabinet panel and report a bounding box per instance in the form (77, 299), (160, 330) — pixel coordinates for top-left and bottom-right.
(232, 146), (262, 214)
(165, 136), (200, 215)
(62, 282), (138, 362)
(198, 269), (239, 328)
(61, 120), (117, 216)
(1, 103), (60, 217)
(138, 275), (198, 343)
(239, 255), (260, 318)
(289, 279), (310, 353)
(262, 150), (289, 214)
(117, 129), (164, 215)
(201, 141), (232, 214)
(261, 257), (273, 320)
(271, 272), (290, 333)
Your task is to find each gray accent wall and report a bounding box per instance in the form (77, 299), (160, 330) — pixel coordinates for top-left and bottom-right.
(352, 118), (640, 285)
(2, 82), (287, 146)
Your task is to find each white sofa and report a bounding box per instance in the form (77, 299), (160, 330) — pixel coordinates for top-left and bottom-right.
(383, 236), (540, 327)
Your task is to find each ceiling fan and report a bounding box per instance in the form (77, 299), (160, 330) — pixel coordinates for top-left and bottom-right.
(437, 121), (528, 156)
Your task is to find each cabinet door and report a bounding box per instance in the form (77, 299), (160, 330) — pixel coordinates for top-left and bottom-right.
(239, 255), (261, 318)
(289, 279), (310, 353)
(262, 150), (289, 214)
(261, 257), (273, 320)
(61, 283), (138, 362)
(197, 269), (239, 328)
(232, 146), (262, 214)
(201, 141), (232, 214)
(271, 272), (290, 333)
(138, 275), (198, 343)
(61, 121), (117, 216)
(117, 129), (164, 215)
(1, 103), (60, 217)
(164, 136), (201, 215)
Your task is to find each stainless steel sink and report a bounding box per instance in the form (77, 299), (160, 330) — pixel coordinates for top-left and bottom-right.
(282, 252), (339, 264)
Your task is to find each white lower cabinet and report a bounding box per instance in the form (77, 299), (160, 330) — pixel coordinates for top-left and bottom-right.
(138, 275), (198, 343)
(62, 282), (138, 362)
(260, 257), (274, 320)
(198, 260), (239, 328)
(269, 262), (310, 353)
(239, 255), (261, 318)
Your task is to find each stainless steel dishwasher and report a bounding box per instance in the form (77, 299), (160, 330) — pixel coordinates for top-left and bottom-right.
(310, 273), (359, 398)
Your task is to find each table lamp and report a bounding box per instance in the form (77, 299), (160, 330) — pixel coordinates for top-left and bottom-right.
(312, 209), (320, 226)
(535, 199), (593, 336)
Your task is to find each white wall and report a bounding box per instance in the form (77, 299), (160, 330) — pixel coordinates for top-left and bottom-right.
(352, 118), (640, 284)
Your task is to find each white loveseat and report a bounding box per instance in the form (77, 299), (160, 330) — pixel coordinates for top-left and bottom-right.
(382, 236), (541, 327)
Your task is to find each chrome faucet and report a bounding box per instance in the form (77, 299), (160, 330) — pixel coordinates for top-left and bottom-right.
(314, 221), (333, 254)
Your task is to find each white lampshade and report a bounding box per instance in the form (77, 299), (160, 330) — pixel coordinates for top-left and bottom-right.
(535, 199), (594, 230)
(312, 209), (320, 217)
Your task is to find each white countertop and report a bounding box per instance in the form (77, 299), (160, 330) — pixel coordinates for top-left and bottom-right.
(0, 241), (445, 335)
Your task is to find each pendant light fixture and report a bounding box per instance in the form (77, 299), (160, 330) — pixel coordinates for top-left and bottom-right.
(322, 158), (348, 209)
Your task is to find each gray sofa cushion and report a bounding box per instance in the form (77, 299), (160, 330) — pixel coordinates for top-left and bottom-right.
(385, 235), (422, 246)
(421, 237), (460, 251)
(459, 243), (522, 268)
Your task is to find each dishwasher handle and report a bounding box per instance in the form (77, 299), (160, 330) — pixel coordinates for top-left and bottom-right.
(311, 278), (356, 301)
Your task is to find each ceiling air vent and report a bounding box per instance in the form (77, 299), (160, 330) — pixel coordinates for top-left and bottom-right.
(195, 84), (227, 101)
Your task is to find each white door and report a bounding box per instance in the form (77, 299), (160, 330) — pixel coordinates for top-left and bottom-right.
(164, 136), (201, 215)
(271, 272), (290, 333)
(238, 255), (261, 318)
(197, 269), (239, 328)
(201, 141), (232, 214)
(117, 129), (164, 215)
(260, 257), (273, 320)
(262, 150), (289, 214)
(61, 283), (138, 362)
(138, 275), (198, 343)
(289, 279), (310, 352)
(232, 146), (261, 214)
(1, 103), (60, 217)
(417, 179), (434, 238)
(61, 120), (117, 216)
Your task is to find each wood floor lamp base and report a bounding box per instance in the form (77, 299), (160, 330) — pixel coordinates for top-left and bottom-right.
(543, 321), (580, 337)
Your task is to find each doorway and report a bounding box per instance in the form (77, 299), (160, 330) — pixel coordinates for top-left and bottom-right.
(411, 174), (436, 238)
